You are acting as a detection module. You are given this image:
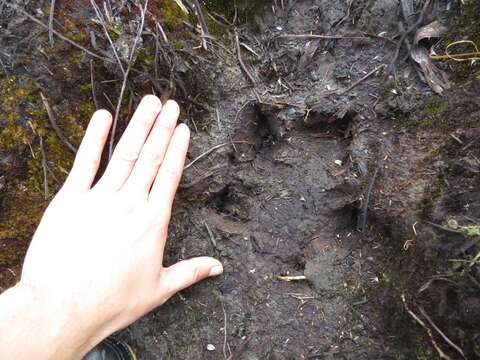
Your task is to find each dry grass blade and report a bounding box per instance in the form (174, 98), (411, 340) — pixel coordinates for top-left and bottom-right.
(431, 40), (480, 61)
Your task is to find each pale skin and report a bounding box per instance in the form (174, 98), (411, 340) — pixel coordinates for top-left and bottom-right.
(0, 95), (223, 359)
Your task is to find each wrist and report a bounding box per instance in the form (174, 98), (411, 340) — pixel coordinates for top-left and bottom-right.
(0, 283), (96, 359)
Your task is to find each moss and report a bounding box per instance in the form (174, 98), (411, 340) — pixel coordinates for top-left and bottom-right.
(0, 190), (46, 240)
(68, 51), (84, 67)
(203, 0), (264, 24)
(443, 1), (480, 82)
(173, 40), (184, 50)
(402, 97), (449, 129)
(150, 0), (189, 30)
(61, 16), (88, 43)
(418, 177), (445, 217)
(0, 76), (91, 243)
(135, 46), (156, 67)
(203, 7), (226, 37)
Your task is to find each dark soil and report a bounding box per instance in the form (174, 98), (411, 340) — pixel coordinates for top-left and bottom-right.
(1, 0), (479, 359)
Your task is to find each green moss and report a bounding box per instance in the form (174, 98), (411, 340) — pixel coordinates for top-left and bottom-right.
(62, 17), (88, 43)
(418, 177), (445, 217)
(378, 79), (398, 99)
(443, 1), (480, 81)
(402, 97), (449, 129)
(68, 51), (84, 67)
(446, 1), (480, 46)
(154, 0), (189, 29)
(203, 0), (264, 23)
(135, 46), (156, 66)
(460, 225), (480, 237)
(0, 76), (92, 242)
(173, 40), (184, 50)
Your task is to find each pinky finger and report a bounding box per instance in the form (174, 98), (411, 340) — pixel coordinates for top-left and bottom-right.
(63, 110), (112, 192)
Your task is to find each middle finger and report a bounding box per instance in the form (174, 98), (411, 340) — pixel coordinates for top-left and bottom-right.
(96, 95), (162, 191)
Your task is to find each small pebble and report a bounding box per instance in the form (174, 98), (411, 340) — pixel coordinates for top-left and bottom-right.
(206, 344), (216, 351)
(334, 160), (343, 166)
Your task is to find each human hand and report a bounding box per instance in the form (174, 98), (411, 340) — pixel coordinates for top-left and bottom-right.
(7, 95), (223, 359)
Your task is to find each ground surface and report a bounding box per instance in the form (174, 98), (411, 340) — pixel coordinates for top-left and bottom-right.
(1, 0), (479, 359)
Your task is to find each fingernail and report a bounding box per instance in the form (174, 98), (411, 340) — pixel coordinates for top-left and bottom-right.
(165, 99), (180, 114)
(209, 264), (223, 277)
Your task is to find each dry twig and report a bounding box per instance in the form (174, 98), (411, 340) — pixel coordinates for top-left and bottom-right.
(90, 0), (125, 74)
(338, 64), (386, 96)
(235, 33), (256, 85)
(40, 92), (78, 154)
(7, 2), (111, 63)
(418, 306), (466, 359)
(278, 33), (368, 40)
(39, 136), (49, 200)
(48, 0), (55, 45)
(277, 275), (307, 281)
(401, 294), (452, 360)
(386, 0), (432, 75)
(193, 0), (210, 50)
(357, 162), (381, 231)
(108, 0), (148, 159)
(220, 299), (229, 359)
(184, 141), (250, 170)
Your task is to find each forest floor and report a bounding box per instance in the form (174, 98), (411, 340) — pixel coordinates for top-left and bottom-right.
(1, 0), (479, 359)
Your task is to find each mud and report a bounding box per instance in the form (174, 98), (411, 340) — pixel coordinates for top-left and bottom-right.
(1, 0), (479, 359)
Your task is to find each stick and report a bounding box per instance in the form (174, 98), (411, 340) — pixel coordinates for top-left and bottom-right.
(418, 306), (466, 359)
(6, 3), (111, 63)
(277, 275), (307, 281)
(401, 294), (451, 360)
(90, 0), (125, 74)
(40, 92), (78, 154)
(48, 0), (55, 45)
(90, 60), (99, 109)
(278, 33), (368, 40)
(235, 33), (255, 85)
(108, 0), (148, 159)
(357, 163), (380, 232)
(386, 0), (432, 74)
(338, 64), (386, 96)
(220, 299), (229, 359)
(193, 0), (209, 50)
(204, 222), (217, 249)
(184, 141), (250, 170)
(39, 136), (49, 200)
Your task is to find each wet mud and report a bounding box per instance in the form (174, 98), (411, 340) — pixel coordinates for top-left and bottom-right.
(1, 0), (479, 359)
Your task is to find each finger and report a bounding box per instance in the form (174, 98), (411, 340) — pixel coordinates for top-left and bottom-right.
(63, 109), (112, 192)
(96, 95), (162, 191)
(158, 257), (223, 301)
(122, 100), (180, 196)
(148, 124), (190, 225)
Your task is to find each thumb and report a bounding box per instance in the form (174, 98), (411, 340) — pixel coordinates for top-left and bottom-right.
(158, 257), (223, 301)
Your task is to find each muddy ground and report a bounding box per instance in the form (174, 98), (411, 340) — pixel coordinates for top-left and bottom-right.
(1, 0), (479, 359)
